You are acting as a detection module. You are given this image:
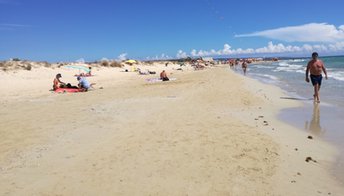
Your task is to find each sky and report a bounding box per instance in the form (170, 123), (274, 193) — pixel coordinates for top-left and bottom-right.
(1, 0), (344, 62)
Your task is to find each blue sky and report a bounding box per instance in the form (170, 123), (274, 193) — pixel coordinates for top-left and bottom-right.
(1, 0), (344, 62)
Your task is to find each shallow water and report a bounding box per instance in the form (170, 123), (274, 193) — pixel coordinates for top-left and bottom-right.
(233, 56), (344, 183)
(247, 56), (344, 107)
(279, 103), (344, 183)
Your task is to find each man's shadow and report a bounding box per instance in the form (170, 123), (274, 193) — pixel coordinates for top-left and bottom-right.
(305, 103), (326, 136)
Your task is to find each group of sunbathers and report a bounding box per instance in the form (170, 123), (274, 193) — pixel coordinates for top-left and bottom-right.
(137, 68), (156, 75)
(75, 67), (93, 77)
(53, 73), (92, 92)
(137, 68), (169, 81)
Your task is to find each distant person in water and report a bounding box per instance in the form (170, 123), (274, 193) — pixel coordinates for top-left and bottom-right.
(305, 52), (328, 103)
(229, 60), (234, 69)
(53, 73), (66, 90)
(242, 60), (248, 75)
(77, 76), (91, 91)
(160, 70), (169, 81)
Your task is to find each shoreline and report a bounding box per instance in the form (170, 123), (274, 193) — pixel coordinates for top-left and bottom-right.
(225, 68), (344, 194)
(239, 61), (344, 185)
(0, 65), (343, 195)
(279, 102), (344, 184)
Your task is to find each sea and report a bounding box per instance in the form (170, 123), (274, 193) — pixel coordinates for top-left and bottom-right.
(234, 56), (344, 183)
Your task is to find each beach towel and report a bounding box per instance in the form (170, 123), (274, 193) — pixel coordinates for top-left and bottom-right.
(146, 78), (177, 83)
(54, 88), (82, 93)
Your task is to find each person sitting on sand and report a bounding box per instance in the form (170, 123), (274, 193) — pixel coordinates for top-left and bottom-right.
(86, 67), (92, 76)
(160, 70), (169, 81)
(53, 73), (66, 90)
(77, 76), (91, 91)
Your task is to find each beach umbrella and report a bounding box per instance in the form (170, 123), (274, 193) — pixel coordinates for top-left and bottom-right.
(125, 60), (137, 64)
(64, 65), (90, 72)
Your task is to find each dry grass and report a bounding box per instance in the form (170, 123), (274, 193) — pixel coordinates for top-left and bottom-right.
(0, 62), (7, 71)
(144, 61), (154, 65)
(101, 60), (109, 67)
(25, 64), (32, 71)
(110, 61), (123, 68)
(0, 61), (44, 71)
(41, 61), (50, 68)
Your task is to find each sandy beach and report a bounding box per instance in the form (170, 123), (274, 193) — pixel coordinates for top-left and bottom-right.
(0, 63), (343, 195)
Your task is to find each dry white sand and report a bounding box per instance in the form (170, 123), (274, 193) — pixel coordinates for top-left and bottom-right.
(0, 64), (343, 195)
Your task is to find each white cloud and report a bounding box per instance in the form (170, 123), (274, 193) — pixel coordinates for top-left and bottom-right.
(236, 23), (344, 43)
(117, 53), (128, 61)
(176, 50), (188, 59)
(183, 41), (344, 57)
(146, 53), (172, 60)
(75, 58), (85, 63)
(101, 57), (109, 61)
(159, 53), (172, 60)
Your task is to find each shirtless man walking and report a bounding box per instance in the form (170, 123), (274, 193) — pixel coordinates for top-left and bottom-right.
(305, 52), (328, 103)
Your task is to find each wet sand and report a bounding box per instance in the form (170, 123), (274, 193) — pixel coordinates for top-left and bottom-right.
(280, 102), (344, 184)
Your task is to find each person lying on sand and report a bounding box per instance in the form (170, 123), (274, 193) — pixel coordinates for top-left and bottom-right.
(193, 62), (205, 70)
(138, 68), (149, 75)
(138, 68), (156, 75)
(75, 67), (93, 77)
(160, 70), (169, 81)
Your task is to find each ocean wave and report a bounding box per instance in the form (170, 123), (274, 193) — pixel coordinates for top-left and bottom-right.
(278, 61), (290, 67)
(250, 73), (280, 84)
(274, 64), (304, 72)
(252, 65), (274, 69)
(330, 71), (344, 81)
(295, 70), (305, 74)
(288, 59), (306, 62)
(278, 61), (303, 67)
(278, 61), (304, 67)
